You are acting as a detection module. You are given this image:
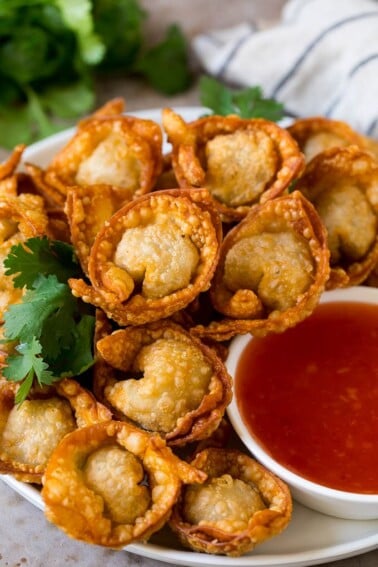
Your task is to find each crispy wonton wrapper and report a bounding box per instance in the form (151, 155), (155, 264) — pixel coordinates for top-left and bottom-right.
(0, 378), (111, 483)
(26, 98), (163, 208)
(0, 145), (25, 182)
(287, 116), (371, 163)
(94, 320), (232, 446)
(295, 145), (378, 288)
(50, 115), (162, 197)
(0, 189), (50, 324)
(42, 420), (207, 548)
(192, 191), (330, 341)
(65, 183), (127, 274)
(69, 188), (222, 326)
(162, 109), (304, 221)
(169, 447), (292, 557)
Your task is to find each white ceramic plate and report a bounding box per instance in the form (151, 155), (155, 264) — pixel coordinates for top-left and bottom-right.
(2, 106), (378, 567)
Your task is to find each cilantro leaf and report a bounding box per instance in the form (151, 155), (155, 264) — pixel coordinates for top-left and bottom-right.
(38, 287), (78, 359)
(55, 0), (105, 65)
(3, 275), (71, 342)
(40, 80), (95, 120)
(50, 314), (96, 376)
(93, 0), (145, 71)
(3, 338), (58, 404)
(0, 104), (34, 149)
(2, 237), (96, 403)
(198, 75), (235, 116)
(136, 24), (193, 95)
(4, 237), (81, 289)
(199, 76), (285, 122)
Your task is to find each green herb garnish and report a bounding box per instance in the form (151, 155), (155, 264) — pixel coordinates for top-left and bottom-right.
(2, 237), (95, 404)
(199, 75), (284, 121)
(0, 1), (192, 149)
(135, 24), (193, 95)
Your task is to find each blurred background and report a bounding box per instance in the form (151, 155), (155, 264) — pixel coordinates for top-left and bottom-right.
(97, 0), (287, 108)
(0, 0), (286, 153)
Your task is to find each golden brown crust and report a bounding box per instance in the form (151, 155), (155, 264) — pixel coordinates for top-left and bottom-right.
(287, 116), (367, 162)
(95, 320), (232, 446)
(78, 97), (126, 128)
(41, 420), (206, 547)
(0, 192), (50, 321)
(169, 447), (292, 556)
(48, 114), (163, 198)
(65, 184), (125, 274)
(162, 109), (305, 221)
(0, 378), (111, 483)
(0, 145), (26, 181)
(69, 188), (222, 326)
(24, 163), (66, 209)
(192, 191), (330, 341)
(295, 145), (378, 288)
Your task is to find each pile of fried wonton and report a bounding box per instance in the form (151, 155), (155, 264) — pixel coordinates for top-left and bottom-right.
(0, 99), (377, 556)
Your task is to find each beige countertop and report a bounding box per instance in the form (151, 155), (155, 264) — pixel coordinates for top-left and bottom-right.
(0, 2), (377, 566)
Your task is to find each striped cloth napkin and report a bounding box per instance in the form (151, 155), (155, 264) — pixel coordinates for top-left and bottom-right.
(192, 0), (378, 137)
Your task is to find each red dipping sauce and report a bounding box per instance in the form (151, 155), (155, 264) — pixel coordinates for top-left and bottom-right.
(235, 301), (378, 494)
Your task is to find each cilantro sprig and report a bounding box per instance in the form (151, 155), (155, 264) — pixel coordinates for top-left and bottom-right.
(2, 237), (95, 404)
(0, 1), (193, 149)
(199, 75), (284, 121)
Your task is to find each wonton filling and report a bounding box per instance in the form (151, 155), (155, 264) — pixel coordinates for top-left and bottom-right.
(105, 338), (213, 433)
(223, 231), (314, 311)
(205, 130), (277, 207)
(84, 445), (150, 524)
(0, 398), (76, 467)
(303, 133), (349, 162)
(76, 132), (141, 192)
(313, 183), (376, 264)
(183, 474), (266, 532)
(114, 218), (199, 298)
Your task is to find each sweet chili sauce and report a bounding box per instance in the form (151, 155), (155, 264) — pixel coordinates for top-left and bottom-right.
(235, 301), (378, 494)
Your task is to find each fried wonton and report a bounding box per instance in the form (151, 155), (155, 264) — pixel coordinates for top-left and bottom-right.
(94, 320), (232, 446)
(0, 145), (25, 183)
(26, 99), (163, 208)
(295, 146), (378, 288)
(170, 447), (292, 556)
(51, 115), (162, 198)
(69, 188), (222, 326)
(192, 191), (330, 341)
(42, 420), (207, 547)
(287, 116), (370, 163)
(0, 378), (111, 483)
(65, 184), (126, 274)
(0, 191), (49, 323)
(162, 109), (304, 221)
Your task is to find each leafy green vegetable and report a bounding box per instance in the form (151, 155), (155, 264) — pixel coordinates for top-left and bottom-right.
(4, 236), (81, 288)
(2, 237), (95, 403)
(93, 0), (146, 71)
(199, 76), (284, 121)
(0, 1), (192, 149)
(0, 2), (95, 148)
(3, 339), (57, 404)
(136, 24), (193, 95)
(56, 0), (105, 64)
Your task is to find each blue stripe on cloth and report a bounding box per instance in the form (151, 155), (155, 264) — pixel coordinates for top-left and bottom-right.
(325, 53), (378, 116)
(271, 11), (378, 98)
(367, 116), (378, 136)
(199, 35), (224, 48)
(216, 28), (256, 79)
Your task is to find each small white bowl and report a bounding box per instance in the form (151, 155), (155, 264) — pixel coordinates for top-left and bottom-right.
(227, 286), (378, 520)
